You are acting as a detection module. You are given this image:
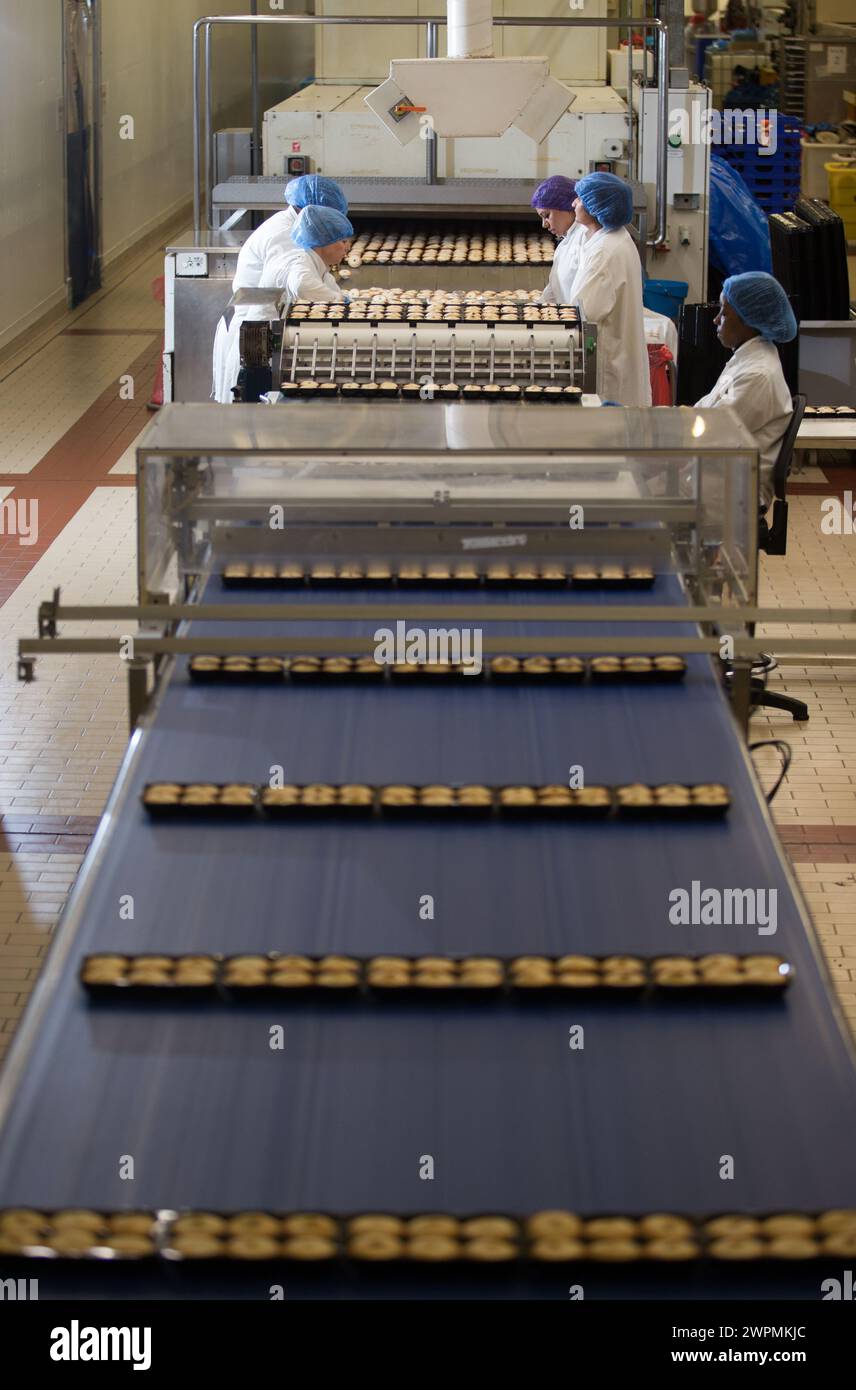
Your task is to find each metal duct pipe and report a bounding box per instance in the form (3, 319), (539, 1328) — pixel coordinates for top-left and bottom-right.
(663, 0), (688, 84)
(447, 0), (494, 59)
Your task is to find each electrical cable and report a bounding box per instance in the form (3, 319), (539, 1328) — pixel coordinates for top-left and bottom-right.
(749, 738), (792, 803)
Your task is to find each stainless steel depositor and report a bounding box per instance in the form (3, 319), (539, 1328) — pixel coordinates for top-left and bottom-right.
(234, 298), (598, 403)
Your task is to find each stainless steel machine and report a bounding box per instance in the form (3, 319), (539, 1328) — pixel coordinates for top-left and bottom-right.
(233, 294), (599, 403)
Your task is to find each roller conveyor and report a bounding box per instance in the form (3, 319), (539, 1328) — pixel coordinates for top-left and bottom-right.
(2, 575), (856, 1299)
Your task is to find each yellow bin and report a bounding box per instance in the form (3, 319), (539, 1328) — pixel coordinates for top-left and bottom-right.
(825, 162), (856, 240)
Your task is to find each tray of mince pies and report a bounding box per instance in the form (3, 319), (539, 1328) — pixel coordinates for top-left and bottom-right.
(188, 654), (687, 686)
(277, 379), (583, 403)
(4, 1207), (852, 1267)
(220, 561), (653, 588)
(803, 405), (856, 418)
(349, 226), (555, 265)
(288, 289), (577, 327)
(78, 952), (792, 1000)
(141, 782), (730, 819)
(141, 783), (258, 817)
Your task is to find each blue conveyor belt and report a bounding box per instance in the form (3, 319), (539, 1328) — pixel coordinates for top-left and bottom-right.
(1, 578), (855, 1299)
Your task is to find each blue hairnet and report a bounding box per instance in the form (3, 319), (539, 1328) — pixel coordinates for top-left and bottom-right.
(285, 175), (348, 214)
(531, 175), (577, 211)
(575, 172), (633, 231)
(292, 206), (354, 250)
(722, 272), (797, 343)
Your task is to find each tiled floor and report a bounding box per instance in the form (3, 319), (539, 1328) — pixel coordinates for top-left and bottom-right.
(0, 243), (855, 1068)
(0, 242), (161, 1061)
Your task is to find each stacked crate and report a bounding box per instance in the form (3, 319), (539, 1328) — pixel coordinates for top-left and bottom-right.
(703, 44), (769, 110)
(712, 112), (803, 215)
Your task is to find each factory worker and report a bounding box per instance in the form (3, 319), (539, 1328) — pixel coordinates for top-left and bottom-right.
(531, 176), (586, 304)
(232, 174), (348, 290)
(695, 272), (796, 511)
(568, 172), (652, 408)
(275, 205), (353, 302)
(212, 175), (349, 404)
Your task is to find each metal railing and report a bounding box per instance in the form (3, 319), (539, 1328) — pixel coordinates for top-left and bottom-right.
(19, 598), (856, 734)
(192, 14), (669, 245)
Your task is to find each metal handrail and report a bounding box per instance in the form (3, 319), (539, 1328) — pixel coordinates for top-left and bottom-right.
(25, 601), (856, 625)
(192, 14), (669, 246)
(18, 636), (856, 658)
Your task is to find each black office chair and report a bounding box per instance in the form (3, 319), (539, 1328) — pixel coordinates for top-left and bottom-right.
(757, 393), (806, 557)
(750, 393), (808, 720)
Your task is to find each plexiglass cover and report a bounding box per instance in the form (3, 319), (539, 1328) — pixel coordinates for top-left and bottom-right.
(137, 403), (758, 608)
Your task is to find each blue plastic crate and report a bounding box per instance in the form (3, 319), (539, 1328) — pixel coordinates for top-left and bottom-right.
(717, 148), (802, 174)
(751, 191), (801, 214)
(713, 112), (803, 216)
(712, 111), (803, 167)
(722, 144), (801, 163)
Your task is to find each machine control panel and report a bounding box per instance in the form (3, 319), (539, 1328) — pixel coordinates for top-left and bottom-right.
(176, 252), (209, 277)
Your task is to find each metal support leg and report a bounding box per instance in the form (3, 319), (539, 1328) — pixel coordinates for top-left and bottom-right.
(751, 683), (810, 722)
(250, 0), (260, 176)
(127, 659), (153, 733)
(729, 659), (753, 737)
(425, 21), (438, 185)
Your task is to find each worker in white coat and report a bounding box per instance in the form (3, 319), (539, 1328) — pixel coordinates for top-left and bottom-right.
(212, 175), (349, 404)
(568, 172), (652, 408)
(530, 175), (587, 304)
(695, 272), (796, 511)
(271, 205), (353, 301)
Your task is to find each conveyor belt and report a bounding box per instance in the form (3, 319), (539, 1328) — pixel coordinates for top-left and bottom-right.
(1, 580), (855, 1300)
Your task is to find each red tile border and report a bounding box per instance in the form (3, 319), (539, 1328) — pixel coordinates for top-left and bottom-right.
(1, 815), (99, 837)
(1, 814), (98, 857)
(820, 464), (856, 485)
(62, 329), (157, 337)
(790, 483), (856, 496)
(790, 465), (856, 498)
(0, 337), (158, 609)
(776, 823), (856, 863)
(6, 820), (856, 865)
(778, 825), (856, 843)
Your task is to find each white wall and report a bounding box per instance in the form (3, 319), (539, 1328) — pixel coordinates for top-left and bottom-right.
(101, 0), (313, 264)
(0, 2), (312, 349)
(0, 0), (65, 350)
(100, 0), (253, 265)
(316, 0), (608, 85)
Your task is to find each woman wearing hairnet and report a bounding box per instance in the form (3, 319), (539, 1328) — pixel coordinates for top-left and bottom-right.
(530, 176), (586, 305)
(273, 206), (354, 303)
(212, 176), (349, 404)
(568, 172), (651, 408)
(695, 272), (796, 510)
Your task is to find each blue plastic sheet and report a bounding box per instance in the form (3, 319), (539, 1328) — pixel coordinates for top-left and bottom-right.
(709, 153), (772, 278)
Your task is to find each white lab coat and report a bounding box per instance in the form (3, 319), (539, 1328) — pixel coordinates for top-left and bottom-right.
(211, 212), (344, 404)
(695, 337), (792, 509)
(541, 221), (588, 304)
(569, 226), (652, 407)
(232, 207), (299, 293)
